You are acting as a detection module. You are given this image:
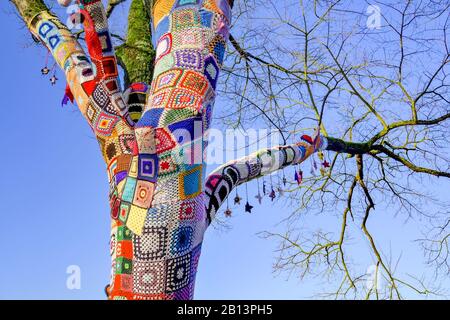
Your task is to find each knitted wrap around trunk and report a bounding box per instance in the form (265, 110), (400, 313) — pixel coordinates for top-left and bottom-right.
(107, 0), (233, 300)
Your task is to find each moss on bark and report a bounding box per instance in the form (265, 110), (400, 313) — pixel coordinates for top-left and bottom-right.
(116, 0), (155, 87)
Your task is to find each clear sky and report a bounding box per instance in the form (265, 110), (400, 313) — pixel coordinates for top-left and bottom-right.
(0, 1), (448, 300)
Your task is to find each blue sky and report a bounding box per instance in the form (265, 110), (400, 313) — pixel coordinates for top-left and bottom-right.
(0, 1), (448, 300)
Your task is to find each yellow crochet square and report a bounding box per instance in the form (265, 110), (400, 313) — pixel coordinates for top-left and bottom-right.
(153, 0), (176, 29)
(126, 205), (147, 236)
(128, 156), (139, 178)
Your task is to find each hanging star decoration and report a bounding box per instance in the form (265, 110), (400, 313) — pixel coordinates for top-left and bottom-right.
(41, 67), (50, 75)
(50, 75), (58, 85)
(233, 195), (242, 205)
(224, 208), (232, 217)
(322, 160), (330, 168)
(255, 193), (263, 204)
(245, 201), (253, 213)
(269, 189), (276, 201)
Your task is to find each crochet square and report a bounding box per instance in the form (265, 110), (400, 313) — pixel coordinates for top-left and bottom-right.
(138, 154), (159, 182)
(128, 156), (138, 178)
(172, 9), (201, 31)
(119, 134), (136, 155)
(113, 274), (133, 293)
(97, 30), (113, 55)
(126, 205), (147, 235)
(150, 89), (172, 108)
(134, 127), (156, 154)
(169, 226), (193, 255)
(179, 70), (209, 95)
(155, 128), (176, 154)
(133, 226), (168, 260)
(178, 165), (202, 199)
(95, 113), (119, 136)
(122, 177), (137, 203)
(117, 225), (133, 241)
(158, 153), (179, 179)
(85, 103), (99, 124)
(166, 253), (191, 292)
(168, 115), (203, 146)
(92, 84), (110, 109)
(168, 88), (202, 110)
(154, 69), (183, 93)
(133, 180), (155, 208)
(133, 260), (166, 294)
(208, 35), (226, 65)
(204, 55), (220, 89)
(174, 49), (204, 71)
(172, 29), (205, 49)
(118, 201), (131, 224)
(179, 199), (197, 220)
(116, 240), (133, 259)
(115, 257), (132, 275)
(101, 56), (118, 78)
(176, 0), (200, 7)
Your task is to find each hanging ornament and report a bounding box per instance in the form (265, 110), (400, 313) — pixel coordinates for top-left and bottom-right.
(255, 193), (263, 204)
(50, 75), (58, 85)
(320, 167), (326, 176)
(282, 175), (287, 186)
(318, 151), (324, 161)
(224, 208), (232, 217)
(277, 187), (284, 196)
(41, 51), (50, 75)
(295, 169), (303, 185)
(269, 188), (276, 201)
(313, 160), (318, 170)
(262, 181), (267, 195)
(322, 160), (330, 168)
(245, 201), (253, 213)
(243, 183), (253, 213)
(58, 0), (72, 7)
(41, 67), (50, 75)
(233, 194), (241, 205)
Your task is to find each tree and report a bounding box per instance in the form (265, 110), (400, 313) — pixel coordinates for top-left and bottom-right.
(9, 0), (449, 300)
(221, 0), (449, 299)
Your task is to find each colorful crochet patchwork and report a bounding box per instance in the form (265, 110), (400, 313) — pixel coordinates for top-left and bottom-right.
(27, 0), (326, 300)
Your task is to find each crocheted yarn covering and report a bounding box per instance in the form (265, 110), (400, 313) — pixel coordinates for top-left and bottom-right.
(28, 0), (325, 300)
